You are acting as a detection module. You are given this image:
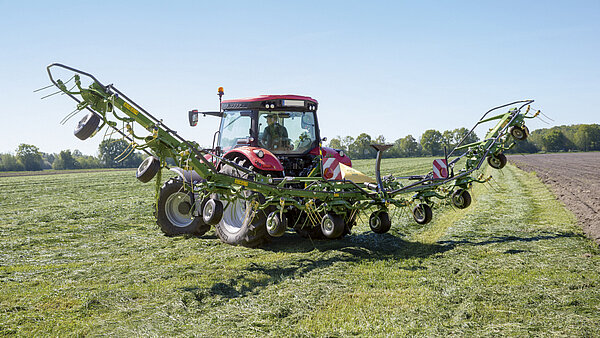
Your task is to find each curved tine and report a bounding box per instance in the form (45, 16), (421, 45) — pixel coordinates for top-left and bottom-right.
(60, 108), (83, 125)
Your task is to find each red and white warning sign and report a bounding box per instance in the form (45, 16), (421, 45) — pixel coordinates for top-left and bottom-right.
(432, 159), (448, 179)
(323, 157), (342, 180)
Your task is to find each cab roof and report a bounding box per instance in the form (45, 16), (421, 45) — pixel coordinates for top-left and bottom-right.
(221, 95), (318, 111)
(222, 95), (318, 104)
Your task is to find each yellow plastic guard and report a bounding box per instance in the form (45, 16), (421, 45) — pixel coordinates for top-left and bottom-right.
(339, 163), (376, 184)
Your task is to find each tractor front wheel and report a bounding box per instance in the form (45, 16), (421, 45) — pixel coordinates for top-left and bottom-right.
(156, 179), (210, 236)
(487, 153), (507, 169)
(214, 157), (271, 247)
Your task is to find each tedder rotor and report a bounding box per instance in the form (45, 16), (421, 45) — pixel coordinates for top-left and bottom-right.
(41, 63), (541, 247)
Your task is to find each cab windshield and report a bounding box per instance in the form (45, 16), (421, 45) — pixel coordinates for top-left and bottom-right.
(219, 110), (252, 152)
(258, 111), (317, 154)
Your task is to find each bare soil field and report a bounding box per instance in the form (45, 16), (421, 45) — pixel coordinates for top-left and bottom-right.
(509, 152), (600, 244)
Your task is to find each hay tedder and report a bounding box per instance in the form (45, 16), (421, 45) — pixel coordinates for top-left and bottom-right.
(42, 63), (541, 247)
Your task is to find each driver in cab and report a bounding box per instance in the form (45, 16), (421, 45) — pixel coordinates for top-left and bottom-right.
(261, 114), (290, 150)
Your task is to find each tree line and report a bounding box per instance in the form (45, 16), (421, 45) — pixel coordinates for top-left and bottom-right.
(0, 139), (144, 172)
(328, 124), (600, 159)
(2, 124), (598, 171)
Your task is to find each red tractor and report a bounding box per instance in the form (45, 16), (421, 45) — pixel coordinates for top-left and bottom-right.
(161, 93), (351, 246)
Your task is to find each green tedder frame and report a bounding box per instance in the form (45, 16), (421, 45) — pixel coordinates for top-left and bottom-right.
(43, 63), (541, 238)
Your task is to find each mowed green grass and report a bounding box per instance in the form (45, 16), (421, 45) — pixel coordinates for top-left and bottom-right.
(1, 158), (599, 336)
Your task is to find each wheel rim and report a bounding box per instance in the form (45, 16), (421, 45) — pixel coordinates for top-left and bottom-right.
(490, 157), (501, 168)
(78, 113), (91, 128)
(370, 215), (381, 230)
(165, 192), (193, 227)
(414, 207), (424, 222)
(513, 129), (523, 139)
(138, 157), (151, 174)
(322, 217), (334, 232)
(453, 194), (464, 207)
(221, 198), (248, 234)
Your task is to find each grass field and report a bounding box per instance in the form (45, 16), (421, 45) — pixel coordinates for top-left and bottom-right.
(1, 158), (599, 336)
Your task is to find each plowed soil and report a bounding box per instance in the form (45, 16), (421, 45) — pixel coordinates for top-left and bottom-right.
(509, 152), (600, 244)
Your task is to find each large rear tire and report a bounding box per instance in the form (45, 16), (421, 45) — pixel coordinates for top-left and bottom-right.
(156, 179), (210, 236)
(214, 157), (271, 247)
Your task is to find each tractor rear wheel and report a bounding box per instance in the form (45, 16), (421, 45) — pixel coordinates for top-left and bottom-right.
(413, 203), (433, 225)
(156, 179), (210, 236)
(487, 153), (507, 169)
(74, 112), (100, 140)
(214, 157), (271, 247)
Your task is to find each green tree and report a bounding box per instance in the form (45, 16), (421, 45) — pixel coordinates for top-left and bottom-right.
(53, 150), (81, 170)
(420, 129), (443, 156)
(398, 135), (421, 157)
(0, 153), (24, 171)
(99, 139), (144, 168)
(349, 133), (375, 159)
(452, 127), (479, 146)
(574, 124), (600, 151)
(541, 130), (570, 152)
(16, 144), (43, 171)
(328, 137), (343, 150)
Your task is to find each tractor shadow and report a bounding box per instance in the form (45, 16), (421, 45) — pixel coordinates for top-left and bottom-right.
(203, 231), (447, 300)
(200, 230), (581, 300)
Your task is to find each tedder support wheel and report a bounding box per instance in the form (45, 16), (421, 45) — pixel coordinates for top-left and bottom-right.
(202, 198), (224, 225)
(266, 212), (287, 237)
(136, 156), (160, 183)
(509, 125), (528, 141)
(156, 179), (210, 236)
(321, 213), (345, 239)
(214, 157), (272, 247)
(74, 112), (101, 140)
(369, 211), (392, 234)
(487, 153), (507, 169)
(451, 189), (472, 209)
(413, 204), (433, 225)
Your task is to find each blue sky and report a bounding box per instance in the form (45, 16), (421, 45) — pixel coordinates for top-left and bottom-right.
(1, 1), (598, 155)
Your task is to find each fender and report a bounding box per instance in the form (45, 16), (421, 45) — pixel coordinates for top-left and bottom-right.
(223, 146), (284, 172)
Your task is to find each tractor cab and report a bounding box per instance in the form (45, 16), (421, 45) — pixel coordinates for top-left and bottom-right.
(219, 95), (320, 155)
(190, 94), (350, 177)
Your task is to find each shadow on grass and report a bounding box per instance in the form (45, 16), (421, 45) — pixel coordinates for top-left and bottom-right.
(436, 231), (583, 248)
(201, 232), (449, 299)
(184, 231), (582, 300)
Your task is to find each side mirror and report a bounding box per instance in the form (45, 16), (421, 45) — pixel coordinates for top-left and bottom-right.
(189, 110), (199, 127)
(321, 137), (328, 142)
